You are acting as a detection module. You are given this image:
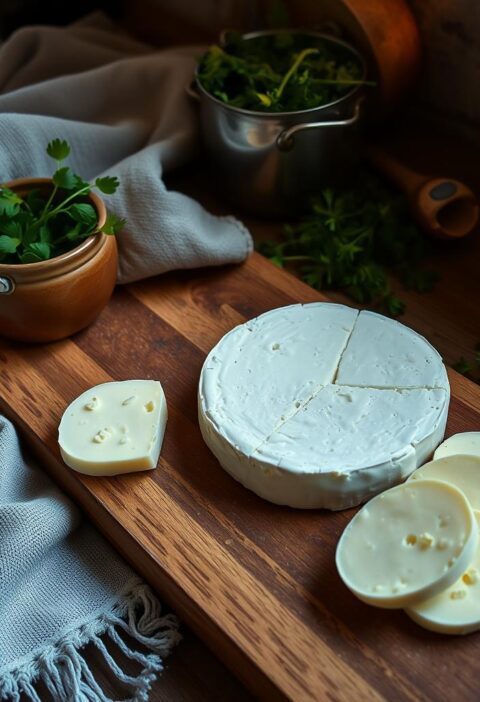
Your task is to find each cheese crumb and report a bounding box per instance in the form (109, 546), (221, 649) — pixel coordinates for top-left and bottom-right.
(84, 397), (99, 411)
(418, 533), (435, 550)
(93, 428), (112, 444)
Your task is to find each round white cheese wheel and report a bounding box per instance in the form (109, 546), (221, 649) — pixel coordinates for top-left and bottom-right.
(59, 380), (167, 476)
(407, 512), (480, 634)
(434, 432), (480, 460)
(409, 454), (480, 510)
(198, 303), (450, 510)
(336, 480), (478, 609)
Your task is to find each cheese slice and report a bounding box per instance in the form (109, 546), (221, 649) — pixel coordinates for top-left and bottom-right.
(409, 454), (480, 510)
(199, 302), (450, 510)
(407, 512), (480, 634)
(335, 310), (449, 389)
(434, 432), (480, 460)
(336, 480), (477, 609)
(58, 380), (167, 476)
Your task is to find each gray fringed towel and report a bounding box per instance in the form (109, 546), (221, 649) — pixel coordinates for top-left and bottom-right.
(0, 417), (181, 701)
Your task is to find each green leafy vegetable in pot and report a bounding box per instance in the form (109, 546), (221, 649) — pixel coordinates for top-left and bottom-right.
(197, 31), (369, 113)
(258, 172), (440, 317)
(0, 138), (125, 264)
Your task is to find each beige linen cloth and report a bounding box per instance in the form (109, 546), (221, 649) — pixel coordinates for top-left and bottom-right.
(0, 11), (253, 283)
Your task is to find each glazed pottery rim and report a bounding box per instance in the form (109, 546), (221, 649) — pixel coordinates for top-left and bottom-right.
(0, 177), (107, 275)
(194, 29), (367, 119)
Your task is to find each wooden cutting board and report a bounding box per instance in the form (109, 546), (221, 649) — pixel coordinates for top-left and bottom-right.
(1, 252), (480, 702)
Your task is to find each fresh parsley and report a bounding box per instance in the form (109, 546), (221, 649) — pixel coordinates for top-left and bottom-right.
(197, 31), (371, 113)
(0, 139), (125, 264)
(453, 343), (480, 383)
(257, 172), (440, 317)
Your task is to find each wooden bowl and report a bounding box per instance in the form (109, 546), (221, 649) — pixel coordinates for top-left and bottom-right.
(0, 178), (118, 343)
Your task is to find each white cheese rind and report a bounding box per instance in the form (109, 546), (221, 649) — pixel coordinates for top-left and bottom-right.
(434, 432), (480, 461)
(336, 480), (478, 609)
(409, 454), (480, 511)
(58, 380), (167, 476)
(255, 386), (447, 473)
(253, 386), (447, 509)
(198, 302), (450, 510)
(200, 303), (358, 455)
(335, 310), (449, 389)
(406, 512), (480, 634)
(200, 386), (448, 510)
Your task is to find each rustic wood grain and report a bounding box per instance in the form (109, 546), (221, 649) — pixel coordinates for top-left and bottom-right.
(2, 252), (480, 702)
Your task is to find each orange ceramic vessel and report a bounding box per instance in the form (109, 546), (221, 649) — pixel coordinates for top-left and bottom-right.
(0, 178), (118, 343)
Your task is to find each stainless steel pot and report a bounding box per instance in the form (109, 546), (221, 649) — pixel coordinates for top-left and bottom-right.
(189, 30), (367, 216)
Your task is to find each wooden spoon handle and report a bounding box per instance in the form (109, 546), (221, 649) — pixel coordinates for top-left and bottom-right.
(366, 145), (479, 239)
(366, 143), (426, 192)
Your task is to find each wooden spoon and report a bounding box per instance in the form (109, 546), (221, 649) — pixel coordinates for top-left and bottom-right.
(367, 145), (480, 239)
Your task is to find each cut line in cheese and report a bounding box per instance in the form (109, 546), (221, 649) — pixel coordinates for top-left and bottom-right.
(336, 480), (477, 609)
(406, 511), (480, 634)
(58, 380), (167, 476)
(434, 432), (480, 461)
(199, 303), (450, 509)
(201, 303), (358, 455)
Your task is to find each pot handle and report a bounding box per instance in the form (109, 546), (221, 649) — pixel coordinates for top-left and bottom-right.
(0, 276), (15, 295)
(276, 98), (363, 152)
(186, 81), (201, 102)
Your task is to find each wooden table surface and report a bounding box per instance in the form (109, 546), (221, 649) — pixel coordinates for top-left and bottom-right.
(129, 138), (480, 700)
(8, 134), (480, 702)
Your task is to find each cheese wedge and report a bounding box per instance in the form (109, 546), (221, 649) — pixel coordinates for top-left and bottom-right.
(434, 432), (480, 460)
(201, 303), (358, 455)
(58, 380), (167, 476)
(407, 512), (480, 634)
(335, 310), (449, 389)
(199, 302), (450, 510)
(409, 454), (480, 510)
(335, 480), (477, 608)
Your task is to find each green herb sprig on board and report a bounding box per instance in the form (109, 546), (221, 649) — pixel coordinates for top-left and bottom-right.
(0, 139), (125, 264)
(197, 31), (371, 113)
(453, 344), (480, 382)
(257, 173), (439, 317)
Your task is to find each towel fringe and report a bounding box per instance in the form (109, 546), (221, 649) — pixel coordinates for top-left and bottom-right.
(0, 582), (181, 702)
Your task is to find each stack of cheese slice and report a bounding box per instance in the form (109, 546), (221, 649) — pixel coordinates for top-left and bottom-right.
(199, 303), (450, 510)
(337, 432), (480, 634)
(406, 432), (480, 634)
